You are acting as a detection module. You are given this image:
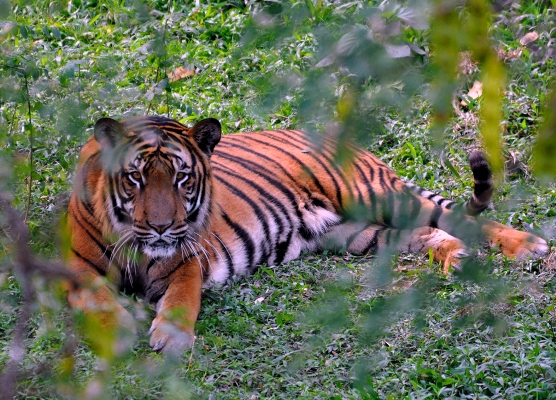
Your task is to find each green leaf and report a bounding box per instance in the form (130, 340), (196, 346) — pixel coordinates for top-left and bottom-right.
(89, 13), (102, 25)
(19, 25), (28, 39)
(405, 142), (417, 160)
(51, 26), (61, 40)
(0, 0), (10, 19)
(441, 154), (461, 180)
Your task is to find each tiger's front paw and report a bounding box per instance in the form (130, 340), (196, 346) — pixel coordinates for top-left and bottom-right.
(149, 315), (195, 354)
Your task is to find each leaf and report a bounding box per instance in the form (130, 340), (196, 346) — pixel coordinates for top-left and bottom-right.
(19, 25), (27, 39)
(519, 31), (539, 46)
(497, 47), (522, 61)
(408, 43), (426, 56)
(51, 26), (61, 40)
(315, 54), (335, 68)
(441, 153), (461, 180)
(89, 13), (101, 25)
(396, 7), (429, 30)
(0, 0), (10, 19)
(405, 142), (417, 160)
(384, 43), (411, 58)
(336, 29), (360, 56)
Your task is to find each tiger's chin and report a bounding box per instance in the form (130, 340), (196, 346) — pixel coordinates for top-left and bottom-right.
(142, 242), (179, 259)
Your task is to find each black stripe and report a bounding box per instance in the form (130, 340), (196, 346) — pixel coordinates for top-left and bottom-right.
(361, 226), (385, 254)
(378, 168), (387, 191)
(212, 152), (300, 222)
(73, 201), (103, 238)
(186, 162), (208, 224)
(384, 190), (394, 226)
(71, 210), (112, 261)
(217, 137), (327, 195)
(107, 176), (127, 224)
(146, 258), (157, 273)
(352, 163), (370, 206)
(437, 198), (449, 207)
(222, 211), (256, 269)
(214, 174), (271, 264)
(345, 224), (370, 249)
(270, 130), (354, 208)
(409, 193), (422, 223)
(216, 141), (327, 242)
(357, 158), (379, 222)
(145, 253), (201, 302)
(71, 248), (105, 276)
(212, 233), (234, 277)
(429, 205), (443, 229)
(280, 130), (366, 203)
(212, 160), (297, 264)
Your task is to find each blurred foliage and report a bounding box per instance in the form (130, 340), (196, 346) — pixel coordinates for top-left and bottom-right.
(533, 85), (556, 182)
(429, 0), (506, 174)
(0, 0), (554, 398)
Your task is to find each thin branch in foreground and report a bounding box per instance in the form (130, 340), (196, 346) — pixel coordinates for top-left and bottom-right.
(0, 194), (78, 400)
(22, 72), (34, 224)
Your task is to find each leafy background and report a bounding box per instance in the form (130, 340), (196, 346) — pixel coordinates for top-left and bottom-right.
(0, 0), (555, 398)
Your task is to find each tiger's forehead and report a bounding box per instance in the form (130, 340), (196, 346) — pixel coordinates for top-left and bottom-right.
(122, 128), (195, 170)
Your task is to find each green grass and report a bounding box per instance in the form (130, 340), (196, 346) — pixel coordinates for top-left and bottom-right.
(1, 0), (555, 398)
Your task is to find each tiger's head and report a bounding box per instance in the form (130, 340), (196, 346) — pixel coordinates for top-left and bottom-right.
(93, 116), (221, 259)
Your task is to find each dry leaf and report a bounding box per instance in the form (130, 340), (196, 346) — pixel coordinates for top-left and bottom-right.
(507, 48), (523, 60)
(458, 51), (478, 75)
(505, 151), (528, 176)
(519, 31), (539, 46)
(497, 47), (523, 61)
(460, 80), (482, 106)
(168, 65), (196, 82)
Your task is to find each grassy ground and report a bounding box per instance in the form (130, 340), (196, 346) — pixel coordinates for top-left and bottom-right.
(1, 1), (555, 398)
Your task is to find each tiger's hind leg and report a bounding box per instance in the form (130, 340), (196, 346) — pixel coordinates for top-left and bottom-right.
(479, 219), (549, 260)
(320, 223), (471, 272)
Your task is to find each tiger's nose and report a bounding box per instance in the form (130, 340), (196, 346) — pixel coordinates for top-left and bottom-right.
(147, 220), (173, 234)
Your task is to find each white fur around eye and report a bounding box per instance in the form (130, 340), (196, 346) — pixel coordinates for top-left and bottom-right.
(127, 170), (142, 186)
(176, 172), (189, 185)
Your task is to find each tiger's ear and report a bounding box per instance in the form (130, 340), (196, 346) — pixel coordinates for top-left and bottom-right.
(94, 118), (125, 148)
(190, 118), (221, 157)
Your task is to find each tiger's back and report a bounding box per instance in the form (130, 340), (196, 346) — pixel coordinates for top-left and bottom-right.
(207, 128), (402, 283)
(65, 116), (548, 353)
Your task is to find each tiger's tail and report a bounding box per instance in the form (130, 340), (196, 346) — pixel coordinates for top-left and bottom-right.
(405, 150), (493, 216)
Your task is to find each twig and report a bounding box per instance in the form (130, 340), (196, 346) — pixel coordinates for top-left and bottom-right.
(8, 106), (17, 136)
(22, 72), (34, 223)
(0, 194), (78, 400)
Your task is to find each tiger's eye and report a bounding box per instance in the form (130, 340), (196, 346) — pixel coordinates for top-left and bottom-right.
(130, 171), (141, 181)
(176, 172), (187, 181)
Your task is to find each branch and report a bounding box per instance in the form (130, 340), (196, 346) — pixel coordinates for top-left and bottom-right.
(0, 194), (77, 400)
(23, 72), (33, 223)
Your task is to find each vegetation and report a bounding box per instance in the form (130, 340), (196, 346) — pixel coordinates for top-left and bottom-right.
(0, 0), (555, 398)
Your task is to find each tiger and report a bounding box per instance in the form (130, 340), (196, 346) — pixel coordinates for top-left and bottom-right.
(65, 115), (549, 353)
